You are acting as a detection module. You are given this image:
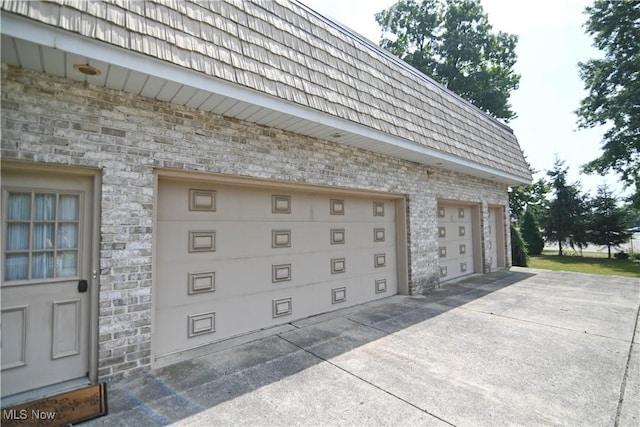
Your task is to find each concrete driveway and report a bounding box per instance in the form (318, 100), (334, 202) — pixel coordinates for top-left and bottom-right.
(87, 268), (640, 426)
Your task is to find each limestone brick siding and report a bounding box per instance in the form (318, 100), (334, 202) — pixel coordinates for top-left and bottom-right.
(1, 65), (510, 379)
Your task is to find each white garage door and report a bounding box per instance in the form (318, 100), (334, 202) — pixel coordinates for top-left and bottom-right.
(155, 178), (399, 359)
(437, 204), (475, 281)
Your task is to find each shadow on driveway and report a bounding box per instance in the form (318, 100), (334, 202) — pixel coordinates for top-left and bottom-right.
(87, 270), (533, 425)
(86, 269), (640, 426)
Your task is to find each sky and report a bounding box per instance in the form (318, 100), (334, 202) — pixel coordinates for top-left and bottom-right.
(301, 0), (627, 198)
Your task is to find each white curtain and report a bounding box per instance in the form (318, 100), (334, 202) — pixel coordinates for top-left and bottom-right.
(7, 223), (29, 250)
(32, 194), (55, 279)
(32, 252), (53, 279)
(59, 195), (78, 221)
(7, 193), (30, 220)
(34, 194), (55, 220)
(5, 193), (31, 281)
(56, 195), (79, 277)
(57, 251), (78, 277)
(5, 253), (28, 281)
(4, 193), (79, 281)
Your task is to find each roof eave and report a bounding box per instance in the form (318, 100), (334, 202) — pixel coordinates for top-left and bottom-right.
(1, 12), (532, 186)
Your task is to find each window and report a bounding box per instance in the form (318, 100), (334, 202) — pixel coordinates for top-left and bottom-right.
(4, 191), (80, 282)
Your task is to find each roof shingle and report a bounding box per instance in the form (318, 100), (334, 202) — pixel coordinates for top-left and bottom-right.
(3, 0), (531, 180)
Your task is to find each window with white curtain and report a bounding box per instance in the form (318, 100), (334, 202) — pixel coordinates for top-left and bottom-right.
(4, 191), (80, 282)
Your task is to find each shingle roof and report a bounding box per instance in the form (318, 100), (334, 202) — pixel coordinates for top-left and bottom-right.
(1, 0), (531, 181)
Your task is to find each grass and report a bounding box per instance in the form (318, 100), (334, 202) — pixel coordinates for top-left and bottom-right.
(527, 249), (640, 278)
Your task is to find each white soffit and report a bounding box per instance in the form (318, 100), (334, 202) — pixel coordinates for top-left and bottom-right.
(0, 13), (529, 185)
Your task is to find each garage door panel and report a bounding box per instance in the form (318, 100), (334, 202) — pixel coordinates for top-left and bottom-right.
(158, 220), (396, 261)
(157, 180), (217, 221)
(156, 244), (397, 308)
(156, 178), (400, 361)
(154, 253), (395, 299)
(158, 183), (314, 222)
(289, 222), (396, 254)
(159, 182), (396, 223)
(440, 247), (467, 265)
(439, 257), (473, 280)
(155, 295), (270, 356)
(155, 270), (397, 356)
(439, 223), (471, 240)
(438, 206), (471, 223)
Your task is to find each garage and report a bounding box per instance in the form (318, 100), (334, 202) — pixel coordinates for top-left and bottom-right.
(437, 203), (479, 282)
(154, 175), (406, 361)
(1, 0), (534, 392)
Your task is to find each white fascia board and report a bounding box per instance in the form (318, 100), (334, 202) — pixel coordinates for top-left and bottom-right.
(1, 12), (530, 185)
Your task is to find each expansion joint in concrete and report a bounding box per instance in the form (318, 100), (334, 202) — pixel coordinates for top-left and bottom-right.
(277, 333), (457, 427)
(614, 302), (640, 427)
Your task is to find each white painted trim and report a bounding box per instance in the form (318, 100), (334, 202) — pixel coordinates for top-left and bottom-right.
(1, 13), (530, 185)
(150, 171), (160, 367)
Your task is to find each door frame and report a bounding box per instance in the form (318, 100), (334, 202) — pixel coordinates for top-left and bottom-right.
(1, 160), (102, 394)
(489, 204), (507, 269)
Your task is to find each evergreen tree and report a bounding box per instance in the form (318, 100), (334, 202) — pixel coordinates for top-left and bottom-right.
(587, 185), (631, 258)
(521, 209), (544, 255)
(509, 173), (550, 226)
(543, 158), (589, 256)
(510, 224), (528, 267)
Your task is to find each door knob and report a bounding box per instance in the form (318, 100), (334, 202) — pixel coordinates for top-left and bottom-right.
(78, 279), (88, 293)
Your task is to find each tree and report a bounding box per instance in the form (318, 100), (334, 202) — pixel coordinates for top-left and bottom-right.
(521, 209), (545, 255)
(510, 224), (528, 267)
(576, 0), (640, 208)
(375, 0), (520, 121)
(543, 158), (589, 256)
(509, 174), (550, 226)
(621, 203), (640, 228)
(587, 185), (631, 258)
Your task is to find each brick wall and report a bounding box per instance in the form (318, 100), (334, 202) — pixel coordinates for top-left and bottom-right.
(1, 64), (510, 379)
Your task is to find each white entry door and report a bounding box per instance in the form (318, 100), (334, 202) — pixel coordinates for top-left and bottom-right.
(1, 169), (94, 399)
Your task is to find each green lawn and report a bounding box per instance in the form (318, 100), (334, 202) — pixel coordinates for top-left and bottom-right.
(528, 250), (640, 278)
